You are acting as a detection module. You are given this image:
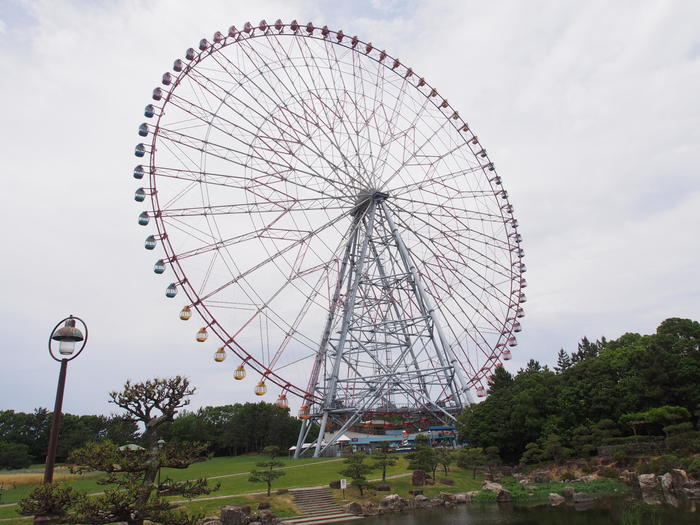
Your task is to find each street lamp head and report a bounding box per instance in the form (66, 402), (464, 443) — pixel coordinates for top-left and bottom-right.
(52, 318), (85, 356)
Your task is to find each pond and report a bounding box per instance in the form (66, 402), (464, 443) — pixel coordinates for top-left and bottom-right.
(360, 497), (699, 525)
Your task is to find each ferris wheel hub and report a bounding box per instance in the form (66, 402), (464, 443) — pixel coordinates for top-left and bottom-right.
(351, 189), (389, 216)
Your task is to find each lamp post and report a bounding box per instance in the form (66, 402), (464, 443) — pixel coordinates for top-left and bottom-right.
(43, 316), (88, 484)
(156, 439), (165, 489)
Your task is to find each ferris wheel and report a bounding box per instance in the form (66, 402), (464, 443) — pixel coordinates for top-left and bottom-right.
(133, 19), (525, 457)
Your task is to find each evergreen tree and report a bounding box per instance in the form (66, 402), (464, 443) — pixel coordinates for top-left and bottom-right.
(554, 348), (572, 373)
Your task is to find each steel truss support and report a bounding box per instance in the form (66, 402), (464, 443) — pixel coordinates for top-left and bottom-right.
(295, 193), (471, 458)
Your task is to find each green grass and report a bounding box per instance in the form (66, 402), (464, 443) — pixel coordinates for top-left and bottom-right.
(471, 477), (630, 503)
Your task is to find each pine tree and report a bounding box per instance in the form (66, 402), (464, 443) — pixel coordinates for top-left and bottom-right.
(554, 348), (572, 373)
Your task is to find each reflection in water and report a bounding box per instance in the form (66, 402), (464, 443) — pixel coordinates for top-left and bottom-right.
(360, 498), (699, 525)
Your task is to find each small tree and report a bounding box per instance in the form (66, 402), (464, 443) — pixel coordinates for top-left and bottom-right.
(0, 441), (32, 470)
(484, 446), (501, 478)
(542, 434), (572, 465)
(371, 448), (397, 481)
(18, 377), (216, 525)
(520, 442), (544, 464)
(248, 446), (285, 496)
(435, 447), (453, 475)
(456, 447), (486, 479)
(340, 452), (374, 496)
(407, 436), (438, 481)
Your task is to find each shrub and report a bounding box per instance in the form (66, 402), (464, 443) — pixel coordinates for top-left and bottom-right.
(688, 458), (700, 478)
(665, 431), (700, 453)
(0, 442), (32, 470)
(599, 467), (620, 479)
(559, 470), (575, 481)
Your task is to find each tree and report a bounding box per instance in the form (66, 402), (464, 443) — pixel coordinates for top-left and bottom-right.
(435, 447), (453, 475)
(19, 377), (216, 525)
(0, 441), (32, 469)
(339, 452), (374, 496)
(407, 436), (439, 481)
(554, 349), (572, 373)
(487, 366), (513, 394)
(519, 442), (543, 464)
(370, 448), (397, 481)
(248, 446), (285, 496)
(456, 447), (486, 479)
(484, 446), (502, 477)
(541, 434), (572, 465)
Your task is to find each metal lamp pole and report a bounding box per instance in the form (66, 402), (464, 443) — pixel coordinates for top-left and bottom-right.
(43, 316), (88, 484)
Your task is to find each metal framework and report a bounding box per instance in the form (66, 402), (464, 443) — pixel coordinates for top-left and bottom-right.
(132, 20), (525, 458)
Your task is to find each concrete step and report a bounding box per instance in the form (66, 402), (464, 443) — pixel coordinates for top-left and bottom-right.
(281, 513), (363, 525)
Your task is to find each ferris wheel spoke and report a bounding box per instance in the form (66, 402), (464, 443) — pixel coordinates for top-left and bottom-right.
(183, 60), (363, 197)
(233, 34), (369, 192)
(194, 209), (353, 303)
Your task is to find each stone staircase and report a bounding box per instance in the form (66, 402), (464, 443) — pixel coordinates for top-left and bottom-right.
(281, 487), (362, 525)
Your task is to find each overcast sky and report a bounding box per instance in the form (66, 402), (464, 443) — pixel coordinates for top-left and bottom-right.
(0, 0), (698, 417)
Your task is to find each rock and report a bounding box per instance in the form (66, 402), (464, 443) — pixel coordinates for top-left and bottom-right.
(221, 506), (251, 525)
(202, 518), (222, 525)
(619, 470), (638, 486)
(482, 481), (503, 493)
(380, 494), (401, 506)
(376, 483), (391, 491)
(638, 474), (658, 492)
(275, 488), (288, 495)
(445, 501), (455, 508)
(660, 473), (673, 492)
(524, 484), (537, 491)
(414, 495), (430, 508)
(362, 502), (379, 515)
(562, 486), (575, 500)
(548, 493), (565, 506)
(408, 489), (423, 496)
(258, 510), (278, 525)
(329, 480), (341, 489)
(412, 470), (427, 486)
(533, 471), (550, 483)
(257, 501), (270, 510)
(573, 492), (594, 503)
(577, 475), (596, 483)
(466, 490), (481, 500)
(682, 481), (700, 500)
(440, 492), (456, 503)
(431, 497), (444, 506)
(454, 493), (468, 504)
(495, 489), (512, 502)
(345, 502), (363, 515)
(670, 469), (689, 489)
(440, 478), (455, 485)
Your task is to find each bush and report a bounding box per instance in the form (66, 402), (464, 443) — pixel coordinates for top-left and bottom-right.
(599, 467), (619, 479)
(688, 458), (700, 478)
(641, 454), (682, 474)
(665, 431), (700, 453)
(0, 442), (32, 470)
(559, 470), (575, 481)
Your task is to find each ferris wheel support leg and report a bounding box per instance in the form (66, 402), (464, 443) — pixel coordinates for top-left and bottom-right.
(380, 202), (467, 407)
(293, 418), (313, 459)
(315, 203), (378, 458)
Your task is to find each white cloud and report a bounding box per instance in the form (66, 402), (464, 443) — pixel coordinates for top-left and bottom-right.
(0, 0), (698, 416)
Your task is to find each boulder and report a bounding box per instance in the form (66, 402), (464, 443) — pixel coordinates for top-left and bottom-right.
(408, 489), (423, 496)
(257, 501), (270, 510)
(345, 502), (363, 515)
(619, 470), (638, 486)
(431, 497), (444, 506)
(638, 474), (658, 492)
(440, 478), (455, 485)
(329, 480), (341, 489)
(524, 484), (537, 491)
(573, 492), (594, 503)
(202, 518), (222, 525)
(660, 473), (673, 492)
(682, 481), (700, 500)
(379, 494), (401, 507)
(562, 486), (575, 500)
(221, 506), (250, 525)
(414, 495), (430, 508)
(495, 489), (512, 503)
(482, 481), (503, 493)
(533, 471), (550, 483)
(412, 470), (427, 486)
(258, 510), (278, 525)
(440, 492), (456, 503)
(454, 493), (468, 504)
(362, 502), (379, 515)
(577, 475), (596, 483)
(376, 483), (391, 491)
(548, 493), (565, 506)
(670, 469), (689, 489)
(275, 488), (288, 495)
